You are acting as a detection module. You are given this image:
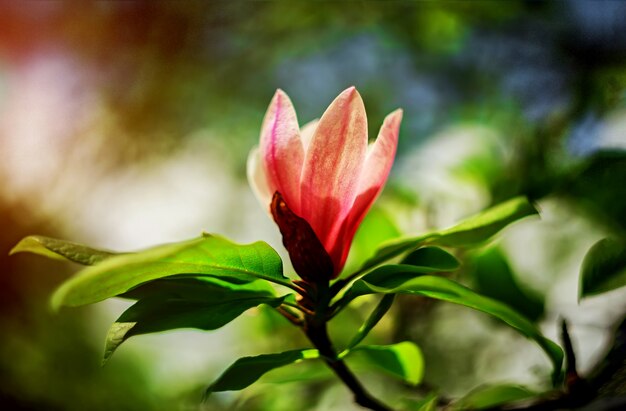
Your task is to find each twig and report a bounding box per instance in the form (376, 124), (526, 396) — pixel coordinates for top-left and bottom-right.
(300, 280), (393, 411)
(282, 300), (315, 316)
(276, 306), (303, 326)
(304, 315), (394, 411)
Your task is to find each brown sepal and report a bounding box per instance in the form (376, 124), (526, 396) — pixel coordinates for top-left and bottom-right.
(271, 191), (334, 284)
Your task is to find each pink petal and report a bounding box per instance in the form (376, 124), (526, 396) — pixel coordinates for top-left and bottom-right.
(260, 89), (304, 212)
(356, 109), (402, 198)
(300, 86), (368, 269)
(246, 147), (272, 213)
(330, 109), (402, 274)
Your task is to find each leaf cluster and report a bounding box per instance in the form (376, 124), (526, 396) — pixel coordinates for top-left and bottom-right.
(10, 196), (585, 410)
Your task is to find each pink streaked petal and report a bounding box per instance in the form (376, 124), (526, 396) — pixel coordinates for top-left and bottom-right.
(300, 87), (368, 253)
(299, 119), (319, 152)
(329, 186), (380, 276)
(330, 109), (402, 274)
(358, 109), (402, 196)
(260, 89), (304, 212)
(246, 147), (273, 213)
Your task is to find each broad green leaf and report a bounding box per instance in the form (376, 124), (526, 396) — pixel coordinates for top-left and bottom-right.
(120, 275), (275, 300)
(104, 279), (284, 361)
(205, 349), (319, 396)
(579, 238), (626, 299)
(260, 361), (332, 384)
(345, 295), (395, 351)
(340, 262), (461, 303)
(344, 271), (563, 382)
(564, 151), (626, 234)
(10, 235), (117, 265)
(400, 393), (438, 411)
(401, 246), (460, 271)
(434, 197), (538, 247)
(51, 234), (286, 309)
(359, 197), (538, 273)
(343, 342), (423, 386)
(453, 384), (537, 410)
(470, 247), (544, 321)
(331, 255), (458, 312)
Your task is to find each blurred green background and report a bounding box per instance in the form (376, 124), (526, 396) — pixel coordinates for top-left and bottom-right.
(1, 1), (626, 410)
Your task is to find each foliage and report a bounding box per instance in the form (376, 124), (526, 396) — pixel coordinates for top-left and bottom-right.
(12, 196), (565, 410)
(5, 2), (626, 410)
(579, 238), (626, 299)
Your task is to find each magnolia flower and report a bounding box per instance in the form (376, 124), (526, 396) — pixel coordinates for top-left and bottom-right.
(248, 87), (402, 282)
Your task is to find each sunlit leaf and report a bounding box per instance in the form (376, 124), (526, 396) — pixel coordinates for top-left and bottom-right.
(340, 262), (459, 301)
(259, 360), (333, 384)
(579, 238), (626, 299)
(401, 246), (460, 271)
(344, 342), (424, 386)
(470, 247), (544, 321)
(52, 234), (286, 309)
(359, 197), (538, 272)
(453, 384), (537, 410)
(104, 278), (285, 362)
(120, 275), (275, 300)
(434, 197), (538, 247)
(400, 392), (439, 411)
(343, 270), (563, 382)
(10, 235), (117, 265)
(205, 349), (319, 396)
(345, 294), (395, 350)
(334, 247), (458, 300)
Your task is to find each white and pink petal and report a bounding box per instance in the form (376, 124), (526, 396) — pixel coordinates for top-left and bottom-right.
(247, 147), (273, 213)
(259, 89), (304, 212)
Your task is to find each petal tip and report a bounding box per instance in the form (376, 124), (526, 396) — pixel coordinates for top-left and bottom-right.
(273, 88), (289, 103)
(264, 89), (297, 128)
(335, 86), (365, 117)
(387, 108), (404, 125)
(338, 86), (361, 101)
(387, 107), (402, 116)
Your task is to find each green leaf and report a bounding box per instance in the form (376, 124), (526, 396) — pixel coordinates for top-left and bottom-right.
(360, 197), (538, 273)
(345, 294), (395, 351)
(259, 361), (333, 384)
(344, 270), (563, 382)
(470, 247), (544, 321)
(341, 262), (460, 302)
(453, 384), (537, 410)
(564, 151), (626, 233)
(579, 238), (626, 299)
(51, 234), (286, 309)
(434, 197), (538, 247)
(104, 278), (285, 362)
(205, 349), (319, 396)
(400, 393), (438, 411)
(10, 235), (117, 265)
(343, 342), (424, 386)
(401, 246), (460, 271)
(119, 275), (259, 300)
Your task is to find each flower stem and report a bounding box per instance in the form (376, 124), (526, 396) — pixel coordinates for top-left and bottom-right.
(302, 282), (393, 411)
(304, 316), (393, 411)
